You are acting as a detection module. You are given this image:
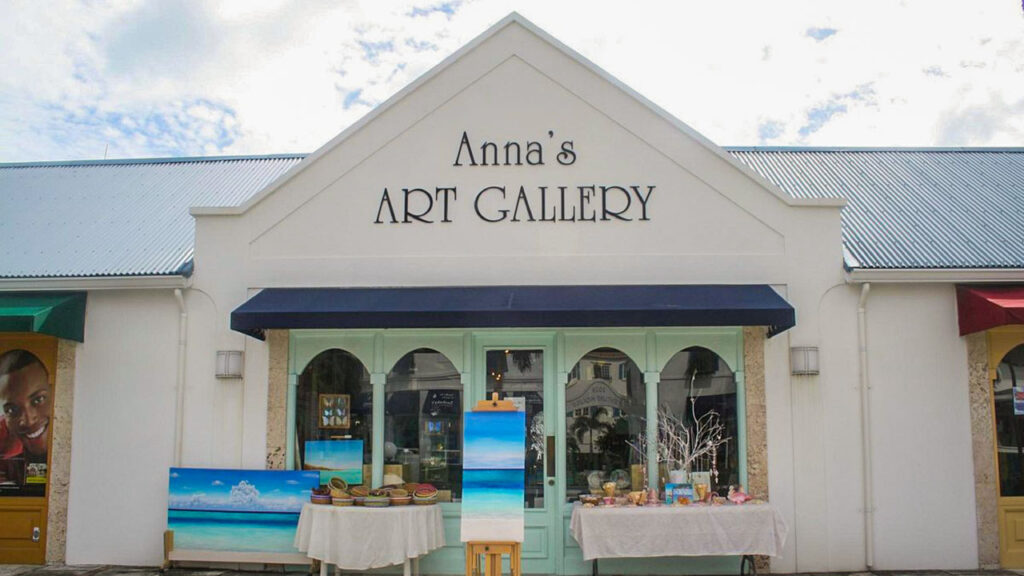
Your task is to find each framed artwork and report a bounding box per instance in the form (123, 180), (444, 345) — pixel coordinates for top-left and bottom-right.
(318, 393), (350, 429)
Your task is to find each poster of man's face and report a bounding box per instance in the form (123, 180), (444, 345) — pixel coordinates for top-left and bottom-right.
(0, 349), (50, 496)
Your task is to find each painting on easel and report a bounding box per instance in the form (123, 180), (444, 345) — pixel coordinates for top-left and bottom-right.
(461, 409), (526, 542)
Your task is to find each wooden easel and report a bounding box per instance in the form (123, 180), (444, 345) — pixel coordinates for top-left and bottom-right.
(464, 394), (522, 576)
(465, 541), (521, 576)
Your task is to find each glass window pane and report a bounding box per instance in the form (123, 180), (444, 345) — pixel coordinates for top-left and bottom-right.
(386, 349), (463, 500)
(565, 348), (645, 502)
(0, 349), (50, 497)
(659, 347), (737, 495)
(296, 349), (372, 481)
(486, 349), (544, 508)
(996, 344), (1024, 497)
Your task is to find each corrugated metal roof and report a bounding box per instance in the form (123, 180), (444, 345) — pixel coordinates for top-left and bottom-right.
(0, 155), (303, 278)
(3, 148), (1022, 279)
(728, 148), (1024, 270)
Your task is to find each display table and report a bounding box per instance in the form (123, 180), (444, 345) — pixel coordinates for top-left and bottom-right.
(570, 503), (787, 575)
(294, 503), (445, 576)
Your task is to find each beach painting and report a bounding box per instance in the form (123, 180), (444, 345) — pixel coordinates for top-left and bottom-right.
(167, 468), (318, 553)
(461, 410), (526, 542)
(303, 439), (364, 485)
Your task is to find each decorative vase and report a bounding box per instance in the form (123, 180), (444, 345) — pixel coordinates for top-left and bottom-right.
(630, 464), (645, 491)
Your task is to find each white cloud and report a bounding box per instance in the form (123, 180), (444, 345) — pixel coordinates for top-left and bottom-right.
(1, 0), (1022, 162)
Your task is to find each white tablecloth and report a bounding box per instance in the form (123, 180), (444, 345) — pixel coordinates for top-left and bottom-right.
(294, 503), (445, 570)
(569, 503), (787, 561)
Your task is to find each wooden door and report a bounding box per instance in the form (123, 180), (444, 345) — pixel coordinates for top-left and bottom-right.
(0, 335), (57, 565)
(994, 343), (1024, 568)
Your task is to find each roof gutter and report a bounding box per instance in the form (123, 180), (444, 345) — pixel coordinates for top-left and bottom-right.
(846, 267), (1024, 284)
(0, 274), (192, 291)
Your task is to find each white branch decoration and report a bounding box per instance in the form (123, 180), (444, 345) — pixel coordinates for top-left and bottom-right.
(628, 404), (730, 483)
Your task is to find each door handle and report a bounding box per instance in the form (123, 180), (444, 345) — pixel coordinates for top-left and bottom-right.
(545, 435), (555, 475)
(32, 527), (40, 542)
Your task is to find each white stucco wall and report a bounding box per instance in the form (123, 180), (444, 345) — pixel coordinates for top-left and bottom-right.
(792, 282), (977, 571)
(864, 283), (976, 568)
(65, 290), (180, 565)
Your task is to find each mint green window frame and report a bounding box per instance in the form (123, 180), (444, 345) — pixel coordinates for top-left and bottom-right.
(285, 327), (745, 489)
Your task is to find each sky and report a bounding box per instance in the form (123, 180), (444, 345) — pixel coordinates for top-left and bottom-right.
(1, 1), (1022, 163)
(168, 468), (319, 512)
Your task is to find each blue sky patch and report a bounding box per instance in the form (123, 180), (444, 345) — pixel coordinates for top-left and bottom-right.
(806, 27), (837, 41)
(758, 120), (785, 143)
(359, 39), (395, 63)
(409, 2), (460, 18)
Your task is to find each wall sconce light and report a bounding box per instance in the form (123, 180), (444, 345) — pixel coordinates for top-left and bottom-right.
(216, 350), (244, 379)
(790, 347), (820, 376)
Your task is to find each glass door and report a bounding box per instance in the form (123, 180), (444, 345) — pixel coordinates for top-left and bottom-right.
(477, 336), (558, 574)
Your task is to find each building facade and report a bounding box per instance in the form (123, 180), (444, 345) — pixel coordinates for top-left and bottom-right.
(1, 13), (1023, 574)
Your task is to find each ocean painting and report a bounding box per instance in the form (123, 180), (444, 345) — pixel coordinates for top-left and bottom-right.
(304, 439), (364, 485)
(461, 411), (525, 542)
(167, 468), (319, 553)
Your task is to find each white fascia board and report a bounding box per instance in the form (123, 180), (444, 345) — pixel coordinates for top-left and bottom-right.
(845, 268), (1024, 284)
(0, 275), (192, 291)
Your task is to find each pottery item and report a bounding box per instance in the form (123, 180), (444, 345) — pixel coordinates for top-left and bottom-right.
(610, 469), (631, 490)
(602, 481), (617, 497)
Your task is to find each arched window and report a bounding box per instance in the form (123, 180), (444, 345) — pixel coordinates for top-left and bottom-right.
(385, 349), (462, 499)
(995, 344), (1024, 496)
(565, 348), (645, 500)
(659, 347), (738, 493)
(295, 349), (372, 480)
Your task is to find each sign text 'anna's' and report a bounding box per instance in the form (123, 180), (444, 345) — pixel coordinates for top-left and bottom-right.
(374, 131), (656, 224)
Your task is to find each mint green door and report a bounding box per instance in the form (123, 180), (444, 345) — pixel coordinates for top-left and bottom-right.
(477, 335), (560, 575)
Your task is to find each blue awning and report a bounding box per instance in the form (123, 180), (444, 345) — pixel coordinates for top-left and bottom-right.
(231, 285), (794, 340)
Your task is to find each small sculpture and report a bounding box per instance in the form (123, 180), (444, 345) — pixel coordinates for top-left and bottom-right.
(727, 484), (752, 504)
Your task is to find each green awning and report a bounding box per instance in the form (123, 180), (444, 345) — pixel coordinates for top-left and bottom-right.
(0, 292), (87, 342)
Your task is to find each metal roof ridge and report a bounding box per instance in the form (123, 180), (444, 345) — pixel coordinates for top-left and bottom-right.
(725, 146), (1024, 153)
(0, 153), (309, 169)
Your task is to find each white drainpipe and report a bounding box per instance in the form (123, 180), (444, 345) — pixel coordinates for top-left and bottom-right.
(858, 283), (875, 569)
(173, 288), (188, 467)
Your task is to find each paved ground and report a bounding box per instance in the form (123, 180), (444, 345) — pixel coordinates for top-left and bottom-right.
(3, 567), (1024, 576)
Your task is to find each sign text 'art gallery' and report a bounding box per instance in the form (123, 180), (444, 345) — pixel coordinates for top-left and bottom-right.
(374, 131), (655, 224)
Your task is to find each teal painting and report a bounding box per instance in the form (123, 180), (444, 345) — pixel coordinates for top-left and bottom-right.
(461, 410), (525, 542)
(167, 467), (319, 553)
(304, 439), (364, 485)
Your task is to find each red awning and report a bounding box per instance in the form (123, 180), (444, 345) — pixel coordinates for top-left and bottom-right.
(957, 285), (1024, 335)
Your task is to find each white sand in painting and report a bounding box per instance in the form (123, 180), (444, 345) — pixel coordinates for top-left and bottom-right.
(460, 517), (525, 543)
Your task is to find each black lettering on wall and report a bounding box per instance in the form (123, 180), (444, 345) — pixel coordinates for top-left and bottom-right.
(403, 188), (434, 223)
(557, 141), (576, 165)
(375, 188), (399, 224)
(474, 186), (509, 223)
(436, 187), (457, 223)
(526, 141), (544, 165)
(453, 131), (477, 166)
(631, 185), (655, 221)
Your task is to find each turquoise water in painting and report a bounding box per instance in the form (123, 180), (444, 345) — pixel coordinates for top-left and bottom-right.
(462, 469), (524, 519)
(168, 510), (300, 553)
